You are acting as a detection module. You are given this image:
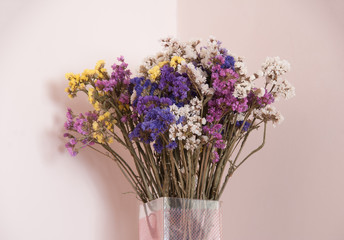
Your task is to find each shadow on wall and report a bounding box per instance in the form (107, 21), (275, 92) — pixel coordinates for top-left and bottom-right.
(44, 77), (139, 240)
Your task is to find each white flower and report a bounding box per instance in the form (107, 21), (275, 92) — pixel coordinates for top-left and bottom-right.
(199, 36), (221, 67)
(234, 59), (248, 76)
(168, 97), (206, 151)
(272, 79), (296, 100)
(261, 57), (290, 83)
(253, 105), (284, 127)
(233, 80), (252, 99)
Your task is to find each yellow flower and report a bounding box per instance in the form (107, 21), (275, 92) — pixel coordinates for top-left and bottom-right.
(104, 111), (111, 118)
(93, 132), (105, 144)
(88, 88), (96, 104)
(148, 65), (161, 82)
(158, 61), (169, 68)
(94, 101), (101, 111)
(170, 56), (185, 68)
(95, 60), (105, 71)
(106, 137), (114, 144)
(92, 122), (99, 131)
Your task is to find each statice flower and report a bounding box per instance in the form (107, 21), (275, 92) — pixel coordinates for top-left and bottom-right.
(248, 88), (274, 108)
(159, 65), (191, 103)
(129, 107), (175, 145)
(221, 55), (235, 70)
(166, 141), (177, 150)
(64, 108), (74, 130)
(212, 151), (220, 163)
(203, 124), (226, 149)
(64, 109), (96, 158)
(181, 62), (214, 95)
(153, 137), (164, 154)
(136, 96), (172, 115)
(160, 37), (200, 61)
(199, 36), (222, 67)
(272, 79), (296, 100)
(236, 121), (250, 132)
(233, 80), (253, 99)
(261, 57), (290, 83)
(253, 105), (284, 127)
(169, 97), (206, 151)
(95, 56), (131, 92)
(206, 58), (250, 123)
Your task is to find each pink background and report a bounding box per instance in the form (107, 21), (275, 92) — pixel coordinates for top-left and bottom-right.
(1, 0), (343, 239)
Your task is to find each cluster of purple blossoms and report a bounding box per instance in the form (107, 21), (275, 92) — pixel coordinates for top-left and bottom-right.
(206, 55), (248, 123)
(63, 108), (97, 156)
(136, 96), (172, 115)
(129, 64), (194, 153)
(95, 56), (131, 93)
(129, 107), (175, 152)
(236, 121), (250, 132)
(159, 65), (191, 106)
(95, 57), (132, 107)
(203, 124), (226, 149)
(248, 88), (274, 108)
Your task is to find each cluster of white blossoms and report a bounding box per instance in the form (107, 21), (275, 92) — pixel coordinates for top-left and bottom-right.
(272, 79), (296, 100)
(232, 56), (254, 99)
(261, 56), (291, 83)
(233, 80), (252, 99)
(169, 97), (207, 151)
(181, 62), (214, 96)
(160, 37), (199, 61)
(199, 36), (222, 67)
(253, 105), (284, 127)
(234, 56), (249, 76)
(139, 37), (200, 77)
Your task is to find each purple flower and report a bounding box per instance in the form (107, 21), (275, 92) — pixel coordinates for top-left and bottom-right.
(248, 88), (274, 108)
(221, 55), (235, 70)
(236, 121), (250, 132)
(212, 151), (220, 163)
(64, 108), (74, 130)
(153, 137), (164, 153)
(166, 141), (177, 150)
(159, 65), (191, 103)
(203, 124), (226, 149)
(129, 107), (175, 144)
(95, 56), (131, 93)
(136, 96), (172, 115)
(64, 133), (78, 156)
(73, 115), (88, 135)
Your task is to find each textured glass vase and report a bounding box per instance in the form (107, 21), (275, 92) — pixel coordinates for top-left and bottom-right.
(139, 197), (222, 240)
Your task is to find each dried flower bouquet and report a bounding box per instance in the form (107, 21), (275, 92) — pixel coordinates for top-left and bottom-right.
(63, 37), (295, 203)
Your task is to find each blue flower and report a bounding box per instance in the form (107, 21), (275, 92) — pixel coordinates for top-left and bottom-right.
(153, 137), (164, 153)
(221, 55), (235, 70)
(159, 65), (191, 103)
(166, 141), (177, 150)
(236, 121), (250, 132)
(129, 107), (175, 144)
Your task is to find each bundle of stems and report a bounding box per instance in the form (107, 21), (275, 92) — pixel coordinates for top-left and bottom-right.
(74, 91), (266, 203)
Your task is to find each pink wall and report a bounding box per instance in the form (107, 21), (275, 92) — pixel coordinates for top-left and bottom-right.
(0, 0), (176, 240)
(178, 0), (344, 239)
(1, 0), (343, 239)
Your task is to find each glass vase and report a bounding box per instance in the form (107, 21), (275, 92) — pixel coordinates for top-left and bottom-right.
(139, 197), (222, 240)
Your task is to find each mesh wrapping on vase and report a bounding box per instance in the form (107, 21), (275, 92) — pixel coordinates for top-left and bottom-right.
(139, 198), (223, 240)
